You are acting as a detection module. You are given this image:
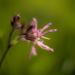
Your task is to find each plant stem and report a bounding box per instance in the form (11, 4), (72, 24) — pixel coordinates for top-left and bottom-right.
(0, 28), (14, 67)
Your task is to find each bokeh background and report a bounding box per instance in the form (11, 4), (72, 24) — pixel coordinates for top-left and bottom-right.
(0, 0), (75, 75)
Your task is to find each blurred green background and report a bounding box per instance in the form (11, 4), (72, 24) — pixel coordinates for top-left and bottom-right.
(0, 0), (75, 75)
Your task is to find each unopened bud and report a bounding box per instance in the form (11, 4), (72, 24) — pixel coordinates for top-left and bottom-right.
(10, 14), (21, 29)
(17, 15), (20, 21)
(13, 14), (20, 23)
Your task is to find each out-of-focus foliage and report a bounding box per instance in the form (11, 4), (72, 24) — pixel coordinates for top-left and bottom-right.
(0, 0), (75, 75)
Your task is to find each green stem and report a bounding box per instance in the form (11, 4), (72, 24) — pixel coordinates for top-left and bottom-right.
(0, 28), (14, 67)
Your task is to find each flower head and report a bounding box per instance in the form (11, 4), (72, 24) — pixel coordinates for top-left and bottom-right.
(20, 18), (57, 59)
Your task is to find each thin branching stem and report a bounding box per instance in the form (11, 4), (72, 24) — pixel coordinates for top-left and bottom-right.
(0, 28), (14, 67)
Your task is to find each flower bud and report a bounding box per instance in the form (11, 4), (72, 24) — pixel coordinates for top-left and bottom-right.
(10, 14), (21, 29)
(13, 15), (20, 23)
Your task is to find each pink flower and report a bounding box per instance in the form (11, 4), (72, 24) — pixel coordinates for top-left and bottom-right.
(21, 18), (57, 59)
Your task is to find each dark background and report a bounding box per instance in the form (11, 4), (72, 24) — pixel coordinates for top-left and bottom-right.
(0, 0), (75, 75)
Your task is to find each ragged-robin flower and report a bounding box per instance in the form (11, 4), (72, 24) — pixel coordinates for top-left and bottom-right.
(20, 18), (57, 59)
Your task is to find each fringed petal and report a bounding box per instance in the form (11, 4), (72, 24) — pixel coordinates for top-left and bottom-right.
(42, 36), (50, 40)
(41, 23), (52, 32)
(36, 41), (53, 52)
(33, 18), (37, 30)
(42, 29), (57, 35)
(28, 42), (37, 60)
(32, 46), (37, 55)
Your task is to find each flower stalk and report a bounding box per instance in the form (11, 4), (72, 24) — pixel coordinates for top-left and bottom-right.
(0, 28), (14, 67)
(0, 14), (21, 67)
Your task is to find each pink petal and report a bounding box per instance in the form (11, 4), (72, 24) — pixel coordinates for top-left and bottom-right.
(42, 39), (43, 43)
(22, 38), (30, 44)
(33, 18), (37, 23)
(42, 29), (57, 35)
(32, 46), (37, 55)
(28, 42), (37, 60)
(36, 41), (53, 52)
(42, 36), (50, 40)
(22, 38), (26, 41)
(41, 23), (52, 32)
(33, 18), (37, 30)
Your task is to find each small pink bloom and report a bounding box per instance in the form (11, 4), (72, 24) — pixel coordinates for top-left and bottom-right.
(21, 18), (57, 59)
